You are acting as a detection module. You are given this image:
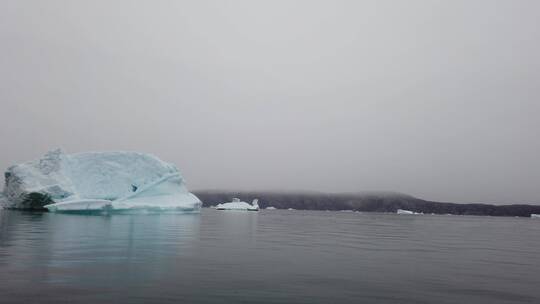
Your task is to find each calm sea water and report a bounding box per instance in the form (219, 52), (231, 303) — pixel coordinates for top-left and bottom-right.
(0, 209), (539, 303)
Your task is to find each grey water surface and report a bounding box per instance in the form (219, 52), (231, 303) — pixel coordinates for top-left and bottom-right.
(0, 209), (539, 303)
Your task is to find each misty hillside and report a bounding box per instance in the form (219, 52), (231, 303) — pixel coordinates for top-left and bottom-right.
(193, 190), (540, 217)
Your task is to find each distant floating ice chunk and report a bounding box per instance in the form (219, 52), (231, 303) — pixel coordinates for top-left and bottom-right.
(265, 206), (277, 210)
(1, 149), (201, 213)
(216, 198), (259, 211)
(397, 209), (415, 215)
(531, 214), (540, 219)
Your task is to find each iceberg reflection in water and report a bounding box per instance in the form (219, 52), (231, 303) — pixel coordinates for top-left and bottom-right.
(0, 210), (200, 301)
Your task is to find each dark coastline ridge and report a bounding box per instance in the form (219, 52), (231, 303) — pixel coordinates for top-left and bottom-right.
(194, 190), (540, 218)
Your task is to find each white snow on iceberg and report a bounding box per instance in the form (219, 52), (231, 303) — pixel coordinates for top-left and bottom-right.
(1, 149), (201, 213)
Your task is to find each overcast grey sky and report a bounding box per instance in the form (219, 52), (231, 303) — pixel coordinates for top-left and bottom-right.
(1, 0), (539, 204)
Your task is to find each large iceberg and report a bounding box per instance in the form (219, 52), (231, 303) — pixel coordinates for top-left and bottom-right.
(1, 149), (202, 213)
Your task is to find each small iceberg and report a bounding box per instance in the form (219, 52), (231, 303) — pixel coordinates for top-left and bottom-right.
(216, 198), (259, 211)
(265, 206), (277, 210)
(531, 214), (540, 219)
(397, 209), (415, 215)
